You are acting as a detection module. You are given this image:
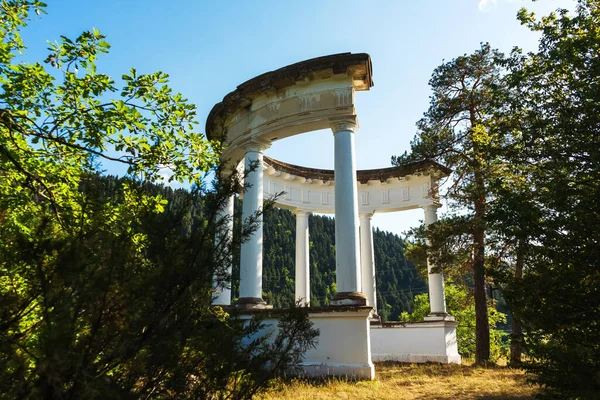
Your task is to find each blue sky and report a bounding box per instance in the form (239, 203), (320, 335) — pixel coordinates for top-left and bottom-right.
(20, 0), (574, 235)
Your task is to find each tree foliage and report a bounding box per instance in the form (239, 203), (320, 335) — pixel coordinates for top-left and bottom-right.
(0, 2), (317, 398)
(402, 0), (600, 394)
(392, 43), (506, 363)
(496, 1), (600, 396)
(402, 282), (507, 361)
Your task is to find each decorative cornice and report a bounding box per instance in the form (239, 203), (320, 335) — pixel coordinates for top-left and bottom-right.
(262, 156), (451, 183)
(206, 53), (373, 141)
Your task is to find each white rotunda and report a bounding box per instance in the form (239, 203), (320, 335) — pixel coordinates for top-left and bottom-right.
(207, 53), (461, 379)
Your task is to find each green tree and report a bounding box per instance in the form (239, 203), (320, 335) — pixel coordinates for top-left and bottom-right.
(0, 2), (317, 398)
(393, 43), (506, 363)
(498, 1), (600, 396)
(402, 282), (507, 360)
(485, 160), (541, 365)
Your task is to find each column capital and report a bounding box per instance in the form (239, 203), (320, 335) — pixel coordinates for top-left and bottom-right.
(293, 208), (312, 217)
(359, 212), (374, 220)
(423, 203), (441, 226)
(243, 138), (271, 153)
(329, 116), (358, 135)
(422, 203), (442, 211)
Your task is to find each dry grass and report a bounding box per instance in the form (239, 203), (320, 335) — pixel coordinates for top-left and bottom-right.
(260, 361), (540, 400)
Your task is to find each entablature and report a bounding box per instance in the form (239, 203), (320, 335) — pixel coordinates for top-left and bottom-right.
(206, 53), (373, 169)
(262, 156), (447, 214)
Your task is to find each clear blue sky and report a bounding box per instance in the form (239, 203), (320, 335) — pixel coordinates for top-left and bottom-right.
(20, 0), (573, 235)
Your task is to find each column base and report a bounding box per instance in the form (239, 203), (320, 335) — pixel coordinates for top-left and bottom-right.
(424, 312), (455, 321)
(369, 312), (381, 321)
(236, 297), (272, 310)
(330, 292), (368, 306)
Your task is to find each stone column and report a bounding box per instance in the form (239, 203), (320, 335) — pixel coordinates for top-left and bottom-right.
(213, 194), (234, 305)
(423, 204), (452, 320)
(239, 143), (268, 307)
(330, 117), (366, 306)
(359, 212), (377, 310)
(294, 209), (311, 306)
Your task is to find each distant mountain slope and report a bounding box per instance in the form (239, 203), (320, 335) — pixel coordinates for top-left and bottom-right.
(93, 176), (424, 321)
(255, 207), (426, 320)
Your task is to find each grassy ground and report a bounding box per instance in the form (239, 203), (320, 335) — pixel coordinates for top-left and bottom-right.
(261, 361), (540, 400)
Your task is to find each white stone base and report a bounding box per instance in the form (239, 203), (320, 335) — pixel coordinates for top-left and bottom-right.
(302, 307), (375, 379)
(370, 320), (461, 364)
(239, 306), (375, 380)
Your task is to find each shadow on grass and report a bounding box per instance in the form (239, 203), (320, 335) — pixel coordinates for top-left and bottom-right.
(278, 373), (368, 388)
(375, 360), (515, 376)
(282, 361), (527, 384)
(475, 396), (535, 400)
(412, 396), (535, 400)
(266, 361), (538, 400)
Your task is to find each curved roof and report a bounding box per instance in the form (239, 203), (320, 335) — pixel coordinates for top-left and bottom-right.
(263, 156), (451, 183)
(206, 53), (373, 141)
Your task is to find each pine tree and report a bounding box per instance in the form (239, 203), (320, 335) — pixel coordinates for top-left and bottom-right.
(393, 43), (506, 363)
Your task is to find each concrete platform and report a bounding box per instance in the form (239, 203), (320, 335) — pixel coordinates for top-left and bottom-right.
(237, 306), (376, 380)
(370, 320), (461, 364)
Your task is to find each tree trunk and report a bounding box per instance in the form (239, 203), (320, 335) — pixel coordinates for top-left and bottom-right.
(473, 169), (490, 364)
(510, 239), (525, 365)
(510, 317), (523, 365)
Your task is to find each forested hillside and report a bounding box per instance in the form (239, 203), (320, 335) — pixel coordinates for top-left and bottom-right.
(90, 176), (423, 320)
(233, 204), (426, 320)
